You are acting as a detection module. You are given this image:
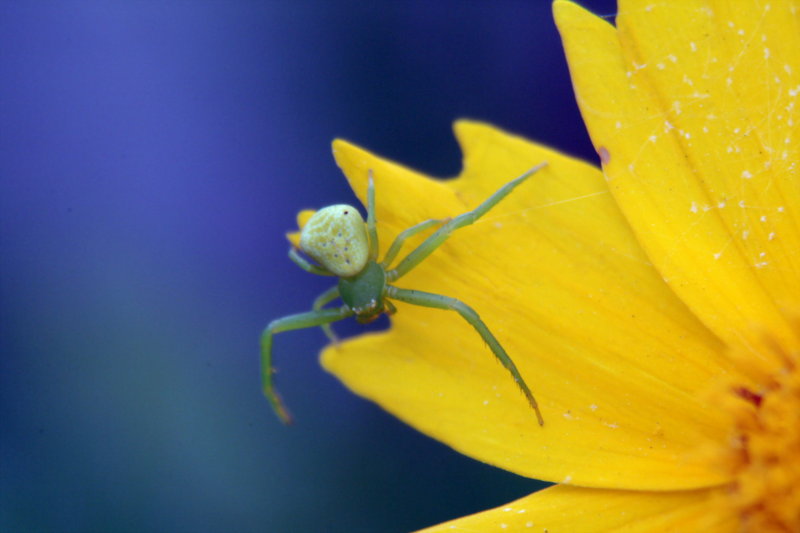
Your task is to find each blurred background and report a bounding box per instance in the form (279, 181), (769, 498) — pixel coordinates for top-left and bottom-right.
(1, 1), (616, 531)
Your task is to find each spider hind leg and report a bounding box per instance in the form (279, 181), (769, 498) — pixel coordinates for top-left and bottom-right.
(387, 285), (544, 425)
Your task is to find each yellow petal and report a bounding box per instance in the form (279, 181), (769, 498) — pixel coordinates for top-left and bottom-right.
(555, 0), (800, 353)
(323, 122), (736, 490)
(417, 484), (735, 533)
(286, 209), (315, 248)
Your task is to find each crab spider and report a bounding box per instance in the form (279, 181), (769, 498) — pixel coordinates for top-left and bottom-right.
(262, 164), (546, 426)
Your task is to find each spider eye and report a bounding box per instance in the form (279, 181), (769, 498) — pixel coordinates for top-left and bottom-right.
(299, 204), (368, 277)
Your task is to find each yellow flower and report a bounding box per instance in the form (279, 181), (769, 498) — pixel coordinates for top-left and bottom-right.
(305, 1), (800, 531)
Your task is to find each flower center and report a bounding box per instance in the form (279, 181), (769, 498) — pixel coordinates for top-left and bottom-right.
(723, 340), (800, 532)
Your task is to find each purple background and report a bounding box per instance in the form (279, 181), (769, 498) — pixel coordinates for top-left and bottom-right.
(1, 1), (616, 531)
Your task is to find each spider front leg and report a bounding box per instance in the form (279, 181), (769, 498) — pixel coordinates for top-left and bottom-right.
(388, 163), (546, 281)
(387, 286), (544, 425)
(366, 171), (379, 261)
(261, 305), (353, 424)
(312, 285), (341, 343)
(289, 248), (334, 276)
(381, 218), (447, 269)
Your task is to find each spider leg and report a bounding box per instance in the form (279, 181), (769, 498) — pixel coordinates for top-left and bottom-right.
(289, 248), (334, 276)
(387, 163), (546, 281)
(313, 285), (342, 343)
(261, 306), (353, 424)
(381, 218), (447, 269)
(366, 171), (379, 261)
(387, 286), (544, 425)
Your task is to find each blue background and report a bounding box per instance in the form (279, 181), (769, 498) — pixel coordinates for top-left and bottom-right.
(1, 1), (616, 531)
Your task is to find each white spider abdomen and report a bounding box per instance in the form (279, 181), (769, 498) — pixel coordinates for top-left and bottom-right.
(299, 204), (369, 277)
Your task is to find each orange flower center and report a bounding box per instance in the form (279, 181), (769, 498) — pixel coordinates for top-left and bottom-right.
(724, 340), (800, 532)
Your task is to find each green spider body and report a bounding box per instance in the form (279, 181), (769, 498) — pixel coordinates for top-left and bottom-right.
(262, 164), (547, 426)
(338, 260), (387, 323)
